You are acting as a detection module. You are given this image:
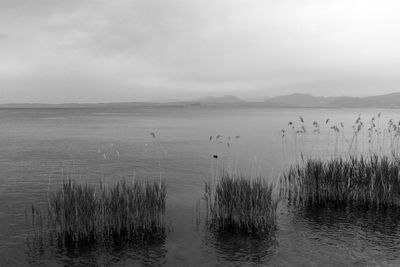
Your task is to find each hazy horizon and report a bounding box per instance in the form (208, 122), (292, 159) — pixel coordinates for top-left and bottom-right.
(3, 91), (400, 105)
(1, 0), (400, 103)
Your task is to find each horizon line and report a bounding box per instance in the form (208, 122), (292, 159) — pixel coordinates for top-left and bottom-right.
(0, 91), (399, 106)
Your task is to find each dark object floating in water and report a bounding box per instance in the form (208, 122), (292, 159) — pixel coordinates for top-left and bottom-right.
(213, 155), (218, 159)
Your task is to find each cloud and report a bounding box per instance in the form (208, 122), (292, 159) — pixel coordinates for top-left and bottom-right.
(0, 0), (400, 102)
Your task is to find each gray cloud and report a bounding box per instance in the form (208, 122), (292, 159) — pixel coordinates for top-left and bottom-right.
(1, 0), (400, 103)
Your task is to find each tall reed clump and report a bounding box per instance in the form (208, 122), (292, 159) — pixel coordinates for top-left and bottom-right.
(204, 172), (278, 235)
(281, 155), (400, 209)
(30, 179), (167, 247)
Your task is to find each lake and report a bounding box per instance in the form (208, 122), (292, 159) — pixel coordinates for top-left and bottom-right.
(1, 106), (399, 266)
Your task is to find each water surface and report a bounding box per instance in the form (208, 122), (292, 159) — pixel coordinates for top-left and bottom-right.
(1, 106), (399, 266)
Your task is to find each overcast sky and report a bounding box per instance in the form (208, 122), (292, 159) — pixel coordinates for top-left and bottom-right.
(1, 0), (400, 103)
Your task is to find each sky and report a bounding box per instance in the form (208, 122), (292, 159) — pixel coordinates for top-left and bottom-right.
(1, 0), (400, 103)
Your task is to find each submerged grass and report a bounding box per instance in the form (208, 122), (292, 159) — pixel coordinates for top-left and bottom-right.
(204, 172), (278, 235)
(30, 179), (167, 247)
(281, 155), (400, 209)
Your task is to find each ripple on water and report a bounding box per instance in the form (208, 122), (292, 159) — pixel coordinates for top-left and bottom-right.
(291, 206), (400, 264)
(203, 230), (277, 265)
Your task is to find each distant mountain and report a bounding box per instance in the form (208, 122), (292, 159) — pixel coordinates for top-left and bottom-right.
(196, 95), (246, 104)
(265, 93), (338, 107)
(264, 93), (400, 108)
(326, 93), (400, 108)
(245, 96), (271, 102)
(3, 92), (400, 109)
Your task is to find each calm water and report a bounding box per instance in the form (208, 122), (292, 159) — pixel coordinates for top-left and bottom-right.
(1, 106), (400, 266)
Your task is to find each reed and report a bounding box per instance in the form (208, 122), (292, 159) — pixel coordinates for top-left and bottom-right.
(204, 172), (278, 235)
(30, 179), (167, 247)
(281, 155), (400, 209)
(282, 113), (400, 160)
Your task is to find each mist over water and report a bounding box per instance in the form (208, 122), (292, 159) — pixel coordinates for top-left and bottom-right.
(1, 106), (400, 266)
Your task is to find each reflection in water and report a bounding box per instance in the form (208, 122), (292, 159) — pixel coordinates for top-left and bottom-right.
(203, 231), (277, 265)
(292, 206), (400, 262)
(5, 107), (400, 266)
(26, 232), (167, 266)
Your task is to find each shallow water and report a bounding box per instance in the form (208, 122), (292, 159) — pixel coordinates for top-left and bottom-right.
(1, 106), (400, 266)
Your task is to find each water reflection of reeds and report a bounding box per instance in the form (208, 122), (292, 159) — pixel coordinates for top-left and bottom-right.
(27, 235), (167, 266)
(204, 231), (277, 265)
